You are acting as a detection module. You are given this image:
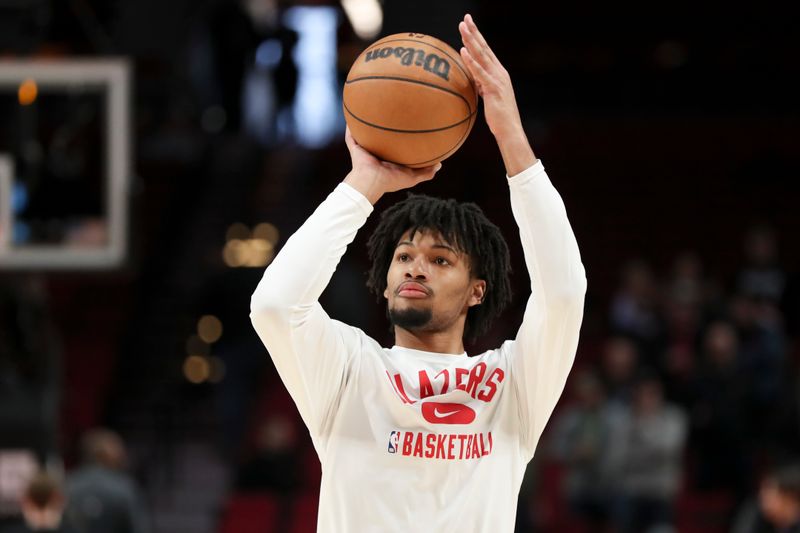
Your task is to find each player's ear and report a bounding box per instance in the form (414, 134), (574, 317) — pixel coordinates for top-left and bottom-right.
(468, 279), (486, 307)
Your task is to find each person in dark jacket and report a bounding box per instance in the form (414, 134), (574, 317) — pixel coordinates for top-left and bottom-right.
(64, 429), (149, 533)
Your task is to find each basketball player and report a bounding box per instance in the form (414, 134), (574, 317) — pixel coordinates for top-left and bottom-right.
(250, 14), (586, 532)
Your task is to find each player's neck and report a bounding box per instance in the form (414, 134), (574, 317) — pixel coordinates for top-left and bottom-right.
(393, 327), (465, 355)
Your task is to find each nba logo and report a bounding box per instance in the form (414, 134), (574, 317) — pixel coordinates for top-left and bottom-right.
(387, 431), (399, 453)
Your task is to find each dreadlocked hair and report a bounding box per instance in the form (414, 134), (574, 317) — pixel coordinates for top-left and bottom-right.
(366, 193), (512, 342)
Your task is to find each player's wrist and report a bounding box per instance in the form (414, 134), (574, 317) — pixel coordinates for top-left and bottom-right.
(344, 169), (385, 205)
(496, 133), (537, 177)
(490, 116), (526, 145)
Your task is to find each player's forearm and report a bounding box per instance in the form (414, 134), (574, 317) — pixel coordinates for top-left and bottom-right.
(495, 125), (537, 178)
(250, 184), (373, 314)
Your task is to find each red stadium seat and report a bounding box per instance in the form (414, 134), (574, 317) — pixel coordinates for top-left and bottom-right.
(219, 492), (280, 533)
(289, 492), (319, 533)
(676, 490), (734, 533)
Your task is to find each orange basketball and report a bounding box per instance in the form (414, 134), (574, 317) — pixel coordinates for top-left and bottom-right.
(343, 33), (478, 168)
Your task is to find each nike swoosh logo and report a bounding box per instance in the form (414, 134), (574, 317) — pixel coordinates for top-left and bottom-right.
(422, 402), (476, 425)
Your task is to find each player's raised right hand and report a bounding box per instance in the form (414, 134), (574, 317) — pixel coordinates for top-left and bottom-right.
(343, 127), (441, 205)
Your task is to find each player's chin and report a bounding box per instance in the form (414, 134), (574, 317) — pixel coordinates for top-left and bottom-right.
(388, 304), (434, 330)
(389, 300), (432, 317)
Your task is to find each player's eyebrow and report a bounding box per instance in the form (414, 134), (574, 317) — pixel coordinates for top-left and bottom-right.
(431, 243), (458, 255)
(396, 240), (459, 255)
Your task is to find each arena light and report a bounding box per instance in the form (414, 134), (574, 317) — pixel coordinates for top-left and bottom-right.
(341, 0), (382, 40)
(245, 238), (273, 267)
(222, 238), (247, 267)
(225, 222), (250, 242)
(17, 78), (37, 106)
(183, 355), (210, 384)
(222, 222), (276, 268)
(197, 315), (223, 344)
(283, 6), (340, 148)
(252, 222), (279, 245)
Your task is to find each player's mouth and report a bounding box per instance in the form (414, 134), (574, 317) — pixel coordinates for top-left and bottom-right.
(396, 281), (430, 298)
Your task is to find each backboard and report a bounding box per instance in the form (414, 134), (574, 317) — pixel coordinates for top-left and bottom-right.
(0, 59), (130, 269)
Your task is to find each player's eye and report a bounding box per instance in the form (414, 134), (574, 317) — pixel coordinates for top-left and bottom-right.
(397, 253), (410, 262)
(434, 257), (449, 266)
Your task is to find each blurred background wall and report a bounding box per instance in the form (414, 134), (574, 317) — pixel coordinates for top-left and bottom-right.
(0, 0), (798, 532)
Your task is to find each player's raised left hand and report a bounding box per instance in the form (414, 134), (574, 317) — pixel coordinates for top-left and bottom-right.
(459, 14), (536, 175)
(458, 14), (522, 141)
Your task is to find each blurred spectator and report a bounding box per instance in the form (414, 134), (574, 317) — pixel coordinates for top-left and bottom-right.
(660, 252), (709, 403)
(732, 462), (800, 533)
(63, 429), (149, 533)
(549, 370), (613, 529)
(689, 321), (752, 499)
(1, 470), (77, 533)
(668, 251), (721, 312)
(737, 225), (786, 305)
(605, 371), (688, 533)
(600, 336), (640, 407)
(235, 415), (300, 532)
(729, 292), (789, 445)
(610, 260), (665, 362)
(236, 414), (299, 493)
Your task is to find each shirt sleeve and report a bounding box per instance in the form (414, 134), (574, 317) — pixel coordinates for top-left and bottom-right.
(505, 160), (587, 458)
(250, 183), (373, 440)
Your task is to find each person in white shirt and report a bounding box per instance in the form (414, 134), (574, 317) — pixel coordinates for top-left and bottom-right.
(250, 14), (587, 533)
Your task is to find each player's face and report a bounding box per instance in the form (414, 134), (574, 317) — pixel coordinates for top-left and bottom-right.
(384, 229), (485, 334)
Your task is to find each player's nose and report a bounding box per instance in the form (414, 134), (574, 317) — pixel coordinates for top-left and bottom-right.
(404, 256), (429, 279)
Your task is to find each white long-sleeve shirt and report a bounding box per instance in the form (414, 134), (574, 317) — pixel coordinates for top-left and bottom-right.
(250, 160), (586, 533)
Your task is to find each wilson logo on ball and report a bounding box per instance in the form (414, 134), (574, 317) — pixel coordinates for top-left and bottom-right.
(364, 46), (451, 81)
